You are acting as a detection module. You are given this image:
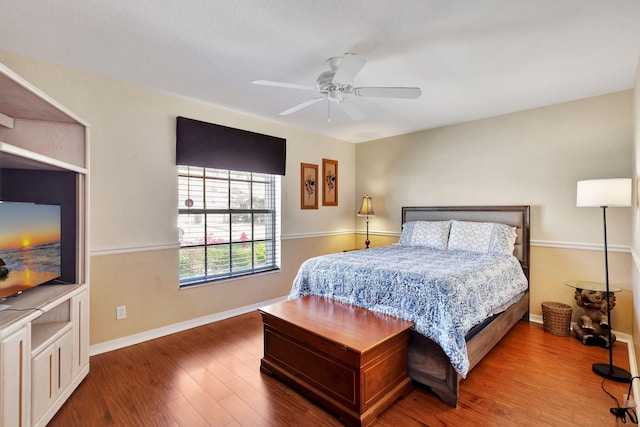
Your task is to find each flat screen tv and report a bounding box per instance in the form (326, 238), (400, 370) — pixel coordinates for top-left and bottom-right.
(0, 202), (61, 300)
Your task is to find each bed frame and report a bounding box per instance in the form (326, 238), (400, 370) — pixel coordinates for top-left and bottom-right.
(401, 206), (530, 407)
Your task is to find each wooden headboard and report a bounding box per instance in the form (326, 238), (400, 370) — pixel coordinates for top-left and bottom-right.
(401, 205), (530, 280)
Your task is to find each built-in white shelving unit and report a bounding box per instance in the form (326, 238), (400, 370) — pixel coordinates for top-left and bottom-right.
(0, 62), (89, 427)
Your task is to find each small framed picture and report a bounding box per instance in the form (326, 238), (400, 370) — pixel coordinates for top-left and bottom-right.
(322, 158), (338, 206)
(300, 163), (318, 209)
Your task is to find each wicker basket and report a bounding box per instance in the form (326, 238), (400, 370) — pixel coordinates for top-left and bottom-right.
(541, 301), (572, 336)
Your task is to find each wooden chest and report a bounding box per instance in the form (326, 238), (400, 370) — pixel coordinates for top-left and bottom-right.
(259, 296), (414, 427)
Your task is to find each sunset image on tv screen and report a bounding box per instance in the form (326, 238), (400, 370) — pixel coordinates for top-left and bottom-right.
(0, 203), (61, 299)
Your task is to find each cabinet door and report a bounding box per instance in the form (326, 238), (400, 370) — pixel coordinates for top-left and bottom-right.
(0, 327), (30, 427)
(31, 341), (54, 424)
(56, 331), (73, 398)
(31, 330), (72, 425)
(71, 289), (89, 374)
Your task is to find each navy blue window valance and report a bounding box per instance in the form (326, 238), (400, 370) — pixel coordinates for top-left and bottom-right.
(176, 116), (286, 175)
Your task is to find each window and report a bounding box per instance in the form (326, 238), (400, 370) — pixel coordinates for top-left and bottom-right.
(177, 166), (280, 286)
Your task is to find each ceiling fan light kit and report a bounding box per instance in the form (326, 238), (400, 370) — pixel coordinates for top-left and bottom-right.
(252, 53), (422, 121)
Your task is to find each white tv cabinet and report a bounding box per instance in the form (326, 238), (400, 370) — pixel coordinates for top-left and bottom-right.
(0, 62), (89, 427)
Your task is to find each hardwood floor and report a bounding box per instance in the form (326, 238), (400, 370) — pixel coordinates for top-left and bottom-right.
(49, 311), (634, 426)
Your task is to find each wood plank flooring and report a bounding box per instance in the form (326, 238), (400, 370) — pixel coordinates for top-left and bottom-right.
(49, 311), (634, 426)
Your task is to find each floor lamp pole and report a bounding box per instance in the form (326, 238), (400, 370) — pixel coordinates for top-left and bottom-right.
(592, 205), (631, 383)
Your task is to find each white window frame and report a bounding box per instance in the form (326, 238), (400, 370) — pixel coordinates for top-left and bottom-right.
(177, 166), (281, 286)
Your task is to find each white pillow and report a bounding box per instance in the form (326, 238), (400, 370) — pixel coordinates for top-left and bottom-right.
(399, 221), (451, 250)
(447, 221), (517, 255)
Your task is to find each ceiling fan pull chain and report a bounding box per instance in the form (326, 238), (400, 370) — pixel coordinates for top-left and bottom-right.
(327, 99), (331, 123)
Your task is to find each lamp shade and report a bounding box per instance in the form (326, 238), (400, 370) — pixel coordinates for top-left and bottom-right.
(357, 195), (375, 216)
(576, 178), (631, 208)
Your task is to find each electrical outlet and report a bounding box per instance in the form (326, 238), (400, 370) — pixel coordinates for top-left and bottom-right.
(116, 305), (126, 320)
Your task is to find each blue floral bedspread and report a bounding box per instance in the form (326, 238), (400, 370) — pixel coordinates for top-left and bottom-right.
(289, 245), (528, 377)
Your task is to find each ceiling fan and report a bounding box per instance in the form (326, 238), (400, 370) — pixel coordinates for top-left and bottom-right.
(252, 53), (422, 122)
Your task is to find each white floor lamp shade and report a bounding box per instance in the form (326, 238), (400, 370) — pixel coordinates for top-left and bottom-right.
(576, 178), (631, 383)
(576, 178), (631, 207)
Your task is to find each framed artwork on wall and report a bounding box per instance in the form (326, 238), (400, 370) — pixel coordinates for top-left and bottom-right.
(322, 158), (338, 206)
(300, 163), (318, 209)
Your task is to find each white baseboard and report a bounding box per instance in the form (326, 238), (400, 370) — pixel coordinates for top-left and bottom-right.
(529, 313), (543, 324)
(531, 313), (632, 343)
(89, 295), (288, 356)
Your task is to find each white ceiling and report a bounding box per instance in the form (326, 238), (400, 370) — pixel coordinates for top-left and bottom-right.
(1, 0), (640, 143)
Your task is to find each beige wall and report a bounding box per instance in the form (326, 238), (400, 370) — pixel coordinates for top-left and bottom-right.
(632, 56), (640, 365)
(532, 247), (632, 333)
(2, 49), (635, 351)
(356, 92), (634, 334)
(0, 51), (357, 345)
(90, 235), (355, 344)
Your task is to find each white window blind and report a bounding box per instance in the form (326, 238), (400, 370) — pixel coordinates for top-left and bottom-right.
(177, 166), (280, 286)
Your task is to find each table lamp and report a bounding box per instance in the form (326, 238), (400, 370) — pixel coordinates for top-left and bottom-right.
(357, 195), (375, 248)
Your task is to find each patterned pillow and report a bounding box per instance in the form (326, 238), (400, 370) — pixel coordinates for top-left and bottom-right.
(447, 221), (517, 255)
(399, 221), (451, 250)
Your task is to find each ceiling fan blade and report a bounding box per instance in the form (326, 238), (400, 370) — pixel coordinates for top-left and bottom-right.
(332, 53), (366, 85)
(252, 80), (315, 91)
(279, 97), (324, 115)
(354, 87), (422, 99)
(338, 100), (366, 121)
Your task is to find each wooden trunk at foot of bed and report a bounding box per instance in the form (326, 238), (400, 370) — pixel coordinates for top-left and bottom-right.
(407, 290), (530, 406)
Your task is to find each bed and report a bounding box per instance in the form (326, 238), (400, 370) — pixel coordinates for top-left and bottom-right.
(289, 205), (530, 406)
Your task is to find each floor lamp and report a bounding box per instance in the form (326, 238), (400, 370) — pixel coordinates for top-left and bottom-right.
(357, 195), (375, 248)
(576, 178), (632, 383)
